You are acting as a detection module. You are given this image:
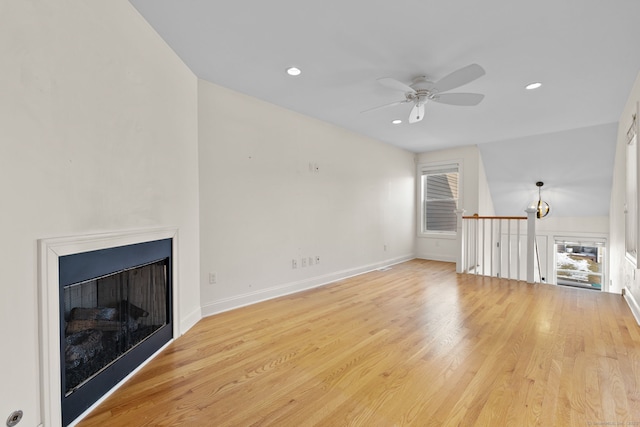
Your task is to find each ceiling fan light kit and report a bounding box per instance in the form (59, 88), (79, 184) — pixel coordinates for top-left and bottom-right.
(365, 63), (486, 124)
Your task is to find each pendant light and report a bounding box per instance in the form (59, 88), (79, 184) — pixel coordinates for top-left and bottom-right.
(534, 181), (550, 218)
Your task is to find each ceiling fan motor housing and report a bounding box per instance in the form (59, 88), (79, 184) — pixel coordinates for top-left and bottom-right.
(408, 77), (435, 104)
(411, 76), (434, 90)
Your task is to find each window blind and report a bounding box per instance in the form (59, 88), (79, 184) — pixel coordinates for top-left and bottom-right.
(421, 164), (459, 233)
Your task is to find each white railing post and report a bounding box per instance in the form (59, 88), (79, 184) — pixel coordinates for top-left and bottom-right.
(455, 209), (466, 273)
(490, 219), (494, 277)
(517, 220), (521, 281)
(525, 208), (537, 283)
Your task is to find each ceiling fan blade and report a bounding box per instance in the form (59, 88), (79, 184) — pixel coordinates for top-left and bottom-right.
(432, 64), (485, 93)
(409, 103), (425, 123)
(377, 77), (415, 93)
(431, 93), (485, 106)
(361, 99), (408, 113)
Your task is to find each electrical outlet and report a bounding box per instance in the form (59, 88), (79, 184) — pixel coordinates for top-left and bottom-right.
(315, 255), (320, 264)
(292, 259), (297, 269)
(301, 257), (307, 267)
(209, 272), (217, 284)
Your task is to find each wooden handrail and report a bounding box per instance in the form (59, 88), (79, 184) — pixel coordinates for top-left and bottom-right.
(462, 215), (527, 220)
(456, 209), (536, 283)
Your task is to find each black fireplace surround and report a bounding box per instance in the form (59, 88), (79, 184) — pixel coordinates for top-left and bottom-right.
(58, 238), (173, 426)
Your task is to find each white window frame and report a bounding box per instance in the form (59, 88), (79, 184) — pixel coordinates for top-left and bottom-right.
(418, 159), (463, 238)
(626, 107), (638, 268)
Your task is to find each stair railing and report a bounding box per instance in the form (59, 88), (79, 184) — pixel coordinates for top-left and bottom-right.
(456, 208), (537, 283)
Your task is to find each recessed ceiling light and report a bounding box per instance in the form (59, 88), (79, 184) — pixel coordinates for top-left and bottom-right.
(286, 67), (301, 76)
(391, 119), (402, 125)
(525, 82), (542, 90)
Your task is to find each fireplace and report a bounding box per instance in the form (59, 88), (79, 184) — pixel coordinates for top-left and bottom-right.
(59, 239), (172, 425)
(39, 229), (178, 427)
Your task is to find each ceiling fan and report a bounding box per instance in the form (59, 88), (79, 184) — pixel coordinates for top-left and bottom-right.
(364, 64), (486, 124)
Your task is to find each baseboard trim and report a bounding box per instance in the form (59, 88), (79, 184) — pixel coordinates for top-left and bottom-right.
(415, 253), (456, 263)
(623, 286), (640, 326)
(180, 306), (202, 336)
(201, 254), (415, 317)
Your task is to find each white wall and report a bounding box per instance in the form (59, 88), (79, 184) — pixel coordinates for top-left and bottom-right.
(478, 123), (618, 217)
(477, 151), (496, 217)
(0, 2), (201, 425)
(611, 71), (640, 311)
(415, 145), (492, 261)
(198, 80), (416, 314)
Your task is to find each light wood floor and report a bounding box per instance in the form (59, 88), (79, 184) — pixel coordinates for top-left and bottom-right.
(78, 259), (640, 426)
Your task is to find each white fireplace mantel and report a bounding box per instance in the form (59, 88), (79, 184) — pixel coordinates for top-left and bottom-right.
(38, 227), (180, 427)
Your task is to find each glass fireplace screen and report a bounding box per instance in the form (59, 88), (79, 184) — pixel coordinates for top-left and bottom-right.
(62, 258), (169, 396)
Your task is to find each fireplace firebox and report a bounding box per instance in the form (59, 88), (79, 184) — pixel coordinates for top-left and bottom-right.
(58, 238), (172, 426)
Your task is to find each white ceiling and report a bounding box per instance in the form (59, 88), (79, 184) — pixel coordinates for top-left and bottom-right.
(128, 0), (640, 216)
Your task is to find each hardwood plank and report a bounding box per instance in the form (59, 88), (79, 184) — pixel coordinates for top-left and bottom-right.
(78, 259), (640, 426)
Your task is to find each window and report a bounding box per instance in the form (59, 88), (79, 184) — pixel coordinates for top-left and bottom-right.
(555, 238), (605, 291)
(420, 162), (460, 234)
